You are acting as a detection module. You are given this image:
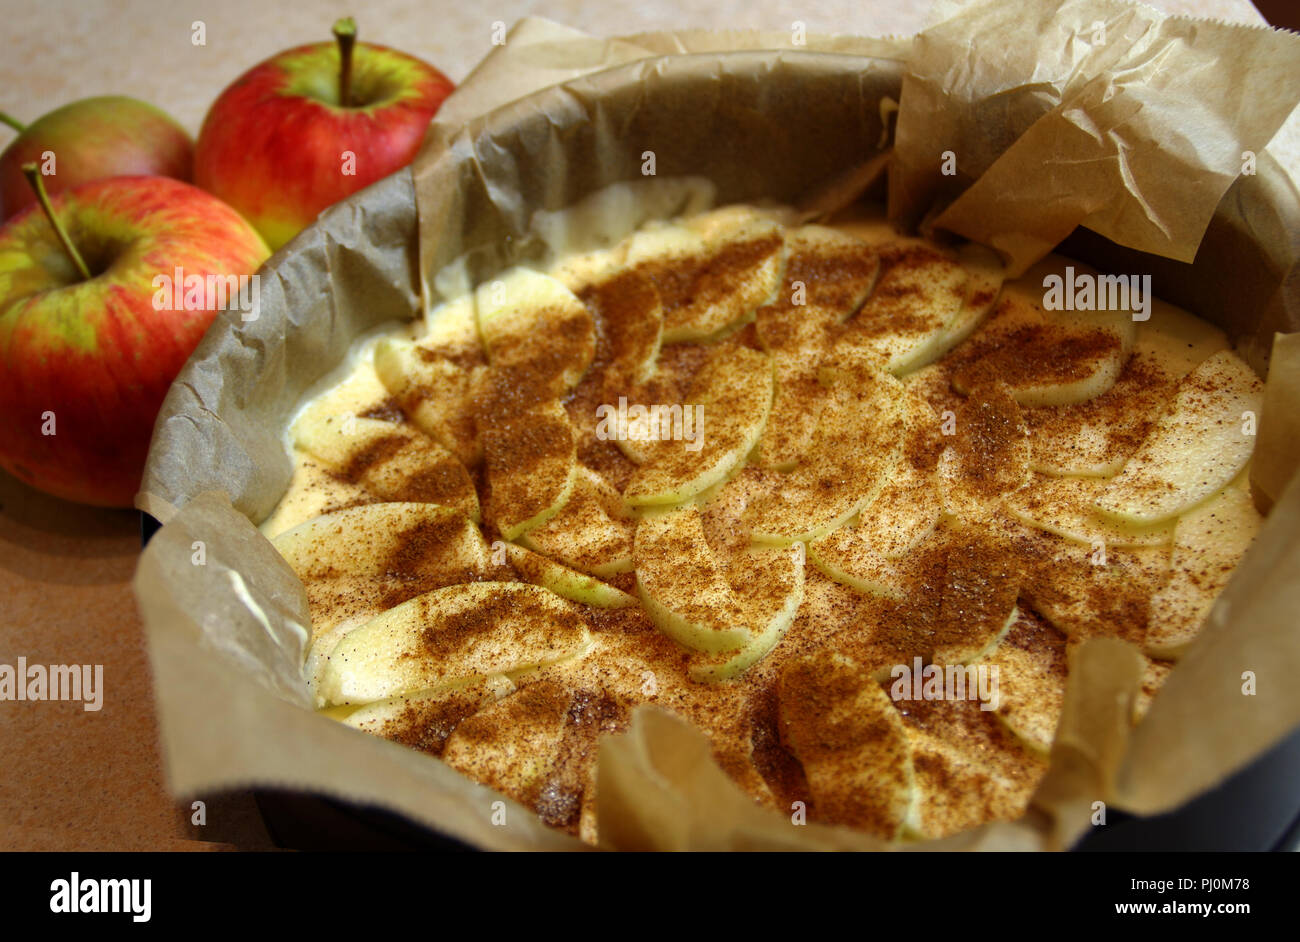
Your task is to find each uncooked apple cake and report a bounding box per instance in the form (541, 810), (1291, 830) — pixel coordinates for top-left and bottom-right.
(262, 204), (1264, 845)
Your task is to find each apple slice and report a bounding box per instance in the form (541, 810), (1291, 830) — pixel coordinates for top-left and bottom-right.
(1024, 350), (1176, 477)
(698, 465), (783, 557)
(623, 346), (773, 508)
(688, 544), (806, 683)
(316, 582), (592, 706)
(754, 355), (832, 472)
(807, 390), (943, 577)
(1025, 304), (1228, 478)
(745, 359), (906, 544)
(475, 267), (595, 392)
(373, 337), (483, 467)
(600, 393), (663, 466)
(753, 225), (880, 343)
(757, 224), (881, 323)
(755, 305), (840, 471)
(806, 485), (1019, 623)
(343, 676), (515, 756)
(807, 459), (939, 596)
(926, 528), (1021, 666)
(928, 242), (1005, 360)
(626, 208), (785, 343)
(819, 520), (1020, 665)
(935, 382), (1029, 522)
(950, 291), (1136, 407)
(777, 651), (915, 840)
(286, 501), (492, 708)
(600, 336), (740, 466)
(549, 243), (629, 294)
(1008, 519), (1170, 645)
(441, 680), (577, 813)
(501, 542), (636, 609)
(521, 466), (634, 576)
(258, 448), (374, 540)
(970, 607), (1068, 755)
(869, 396), (946, 558)
(599, 363), (688, 467)
(633, 505), (751, 654)
(1095, 350), (1263, 525)
(836, 241), (968, 375)
(899, 696), (1047, 840)
(1146, 473), (1262, 659)
(273, 501), (490, 634)
(482, 400), (578, 540)
(808, 536), (905, 598)
(750, 228), (881, 470)
(577, 268), (664, 395)
(900, 361), (964, 430)
(1006, 474), (1174, 548)
(438, 679), (605, 832)
(293, 414), (479, 522)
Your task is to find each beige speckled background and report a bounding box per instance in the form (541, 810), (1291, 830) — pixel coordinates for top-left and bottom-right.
(0, 0), (1293, 851)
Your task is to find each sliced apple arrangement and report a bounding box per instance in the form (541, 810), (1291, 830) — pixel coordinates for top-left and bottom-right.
(265, 204), (1267, 844)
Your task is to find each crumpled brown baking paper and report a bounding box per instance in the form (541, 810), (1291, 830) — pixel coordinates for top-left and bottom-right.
(135, 2), (1300, 851)
(890, 0), (1300, 278)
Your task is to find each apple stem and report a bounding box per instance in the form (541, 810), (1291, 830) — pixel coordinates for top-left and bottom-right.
(21, 163), (91, 281)
(0, 111), (24, 133)
(333, 17), (357, 108)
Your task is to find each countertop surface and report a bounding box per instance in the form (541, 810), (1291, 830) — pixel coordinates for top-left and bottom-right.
(0, 0), (1292, 851)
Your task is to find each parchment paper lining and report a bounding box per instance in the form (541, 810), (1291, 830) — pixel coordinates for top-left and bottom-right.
(134, 2), (1300, 851)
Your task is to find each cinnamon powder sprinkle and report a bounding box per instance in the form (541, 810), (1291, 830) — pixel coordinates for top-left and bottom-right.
(377, 516), (486, 609)
(482, 406), (575, 529)
(952, 384), (1027, 497)
(847, 245), (963, 338)
(418, 590), (584, 660)
(339, 434), (407, 484)
(1024, 351), (1171, 470)
(359, 398), (406, 424)
(636, 230), (783, 333)
(389, 460), (475, 505)
(952, 305), (1123, 393)
(767, 241), (880, 316)
(579, 268), (662, 393)
(372, 689), (487, 758)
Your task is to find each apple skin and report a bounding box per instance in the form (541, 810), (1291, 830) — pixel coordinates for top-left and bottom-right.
(0, 96), (193, 221)
(0, 176), (269, 507)
(195, 40), (454, 250)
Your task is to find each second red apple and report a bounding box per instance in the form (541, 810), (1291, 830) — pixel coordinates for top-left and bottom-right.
(194, 18), (454, 251)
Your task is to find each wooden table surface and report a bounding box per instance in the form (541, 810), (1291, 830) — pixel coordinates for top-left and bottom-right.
(0, 0), (1289, 851)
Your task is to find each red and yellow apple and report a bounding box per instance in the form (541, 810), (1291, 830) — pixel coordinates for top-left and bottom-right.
(0, 173), (269, 507)
(195, 19), (454, 251)
(0, 96), (193, 221)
